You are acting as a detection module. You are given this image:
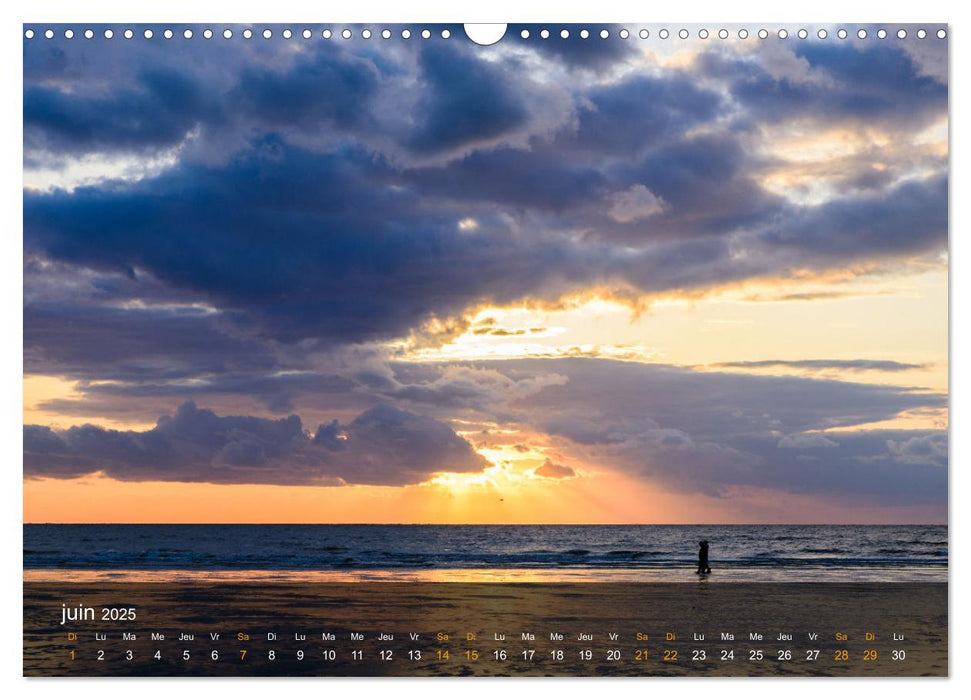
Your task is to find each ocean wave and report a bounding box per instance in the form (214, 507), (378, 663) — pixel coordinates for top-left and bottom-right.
(23, 524), (948, 573)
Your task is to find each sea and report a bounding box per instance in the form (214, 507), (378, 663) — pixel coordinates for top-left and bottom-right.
(22, 524), (947, 583)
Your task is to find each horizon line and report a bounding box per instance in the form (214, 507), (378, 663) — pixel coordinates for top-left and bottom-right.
(21, 522), (948, 527)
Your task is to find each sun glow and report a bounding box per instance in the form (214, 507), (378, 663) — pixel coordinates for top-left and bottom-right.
(756, 122), (947, 206)
(426, 441), (574, 493)
(387, 268), (946, 393)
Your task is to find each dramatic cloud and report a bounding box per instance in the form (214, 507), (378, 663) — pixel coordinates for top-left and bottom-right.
(758, 175), (947, 259)
(231, 48), (380, 133)
(698, 41), (947, 129)
(608, 184), (666, 223)
(503, 358), (946, 503)
(533, 459), (576, 479)
(26, 350), (946, 507)
(24, 402), (485, 486)
(23, 31), (948, 353)
(778, 433), (840, 449)
(24, 66), (218, 156)
(406, 43), (529, 155)
(21, 27), (948, 514)
(886, 433), (948, 467)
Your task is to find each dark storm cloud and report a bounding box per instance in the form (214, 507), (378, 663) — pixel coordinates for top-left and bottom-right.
(382, 364), (568, 413)
(231, 48), (380, 132)
(886, 433), (948, 466)
(41, 372), (355, 415)
(23, 138), (945, 360)
(25, 145), (457, 345)
(24, 302), (277, 381)
(406, 43), (529, 154)
(23, 141), (626, 348)
(533, 459), (576, 479)
(22, 41), (70, 81)
(23, 35), (949, 354)
(616, 133), (787, 239)
(21, 31), (948, 502)
(714, 359), (930, 372)
(315, 357), (946, 504)
(21, 350), (949, 503)
(794, 42), (948, 119)
(497, 358), (946, 503)
(759, 175), (948, 258)
(405, 145), (611, 211)
(517, 359), (944, 439)
(703, 42), (947, 129)
(569, 74), (723, 156)
(406, 72), (726, 214)
(24, 401), (485, 486)
(708, 430), (947, 503)
(24, 67), (217, 155)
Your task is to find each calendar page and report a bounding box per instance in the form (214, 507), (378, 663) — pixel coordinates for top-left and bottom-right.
(22, 22), (948, 678)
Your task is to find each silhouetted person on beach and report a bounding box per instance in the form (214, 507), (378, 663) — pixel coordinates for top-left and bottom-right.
(696, 540), (711, 574)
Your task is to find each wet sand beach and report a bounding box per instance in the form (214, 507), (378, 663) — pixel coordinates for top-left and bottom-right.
(24, 579), (947, 677)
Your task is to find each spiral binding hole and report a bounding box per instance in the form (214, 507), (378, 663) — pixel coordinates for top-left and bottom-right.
(22, 25), (950, 44)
